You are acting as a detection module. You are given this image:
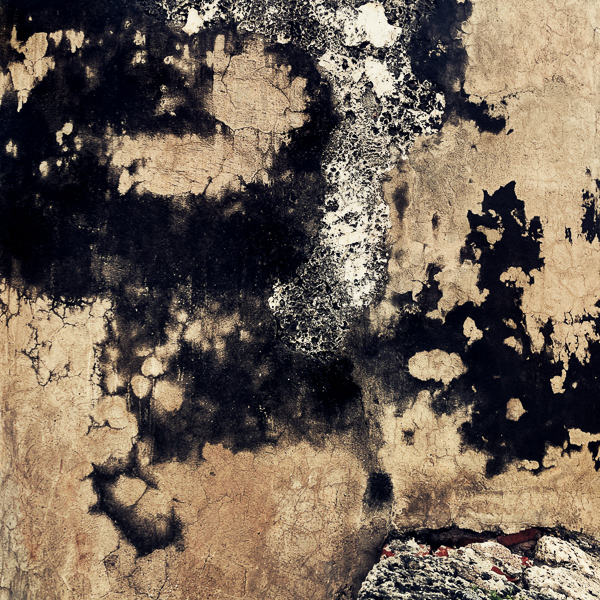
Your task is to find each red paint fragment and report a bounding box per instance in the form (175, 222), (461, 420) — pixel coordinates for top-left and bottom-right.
(435, 546), (449, 557)
(413, 543), (431, 557)
(497, 528), (540, 547)
(521, 556), (532, 566)
(381, 548), (395, 558)
(491, 566), (518, 582)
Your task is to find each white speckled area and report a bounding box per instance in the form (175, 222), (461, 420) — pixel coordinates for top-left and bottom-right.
(156, 0), (444, 353)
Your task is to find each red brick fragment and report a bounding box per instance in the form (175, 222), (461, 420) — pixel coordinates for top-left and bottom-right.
(497, 528), (540, 547)
(491, 566), (518, 582)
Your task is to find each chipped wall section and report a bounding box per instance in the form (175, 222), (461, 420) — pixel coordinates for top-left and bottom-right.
(3, 0), (600, 599)
(157, 0), (446, 353)
(0, 3), (385, 599)
(351, 0), (600, 541)
(360, 532), (600, 600)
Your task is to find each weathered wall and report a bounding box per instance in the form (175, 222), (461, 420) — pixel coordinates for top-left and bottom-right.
(1, 0), (600, 599)
(366, 0), (600, 535)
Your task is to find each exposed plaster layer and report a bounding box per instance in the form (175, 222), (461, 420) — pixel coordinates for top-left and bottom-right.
(407, 349), (466, 386)
(0, 290), (120, 598)
(111, 129), (286, 199)
(0, 287), (386, 598)
(207, 35), (309, 133)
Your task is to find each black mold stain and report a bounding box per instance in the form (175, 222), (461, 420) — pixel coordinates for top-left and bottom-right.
(393, 185), (411, 222)
(457, 97), (507, 134)
(149, 338), (368, 461)
(0, 3), (362, 555)
(0, 22), (337, 299)
(410, 0), (473, 95)
(1, 6), (219, 137)
(588, 441), (600, 471)
(353, 181), (600, 476)
(449, 183), (567, 475)
(364, 471), (394, 509)
(402, 429), (415, 445)
(410, 0), (506, 134)
(0, 159), (320, 304)
(91, 467), (183, 557)
(581, 180), (600, 243)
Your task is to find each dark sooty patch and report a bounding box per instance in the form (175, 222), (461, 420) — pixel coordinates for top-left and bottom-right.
(91, 467), (183, 557)
(353, 181), (600, 476)
(364, 471), (394, 509)
(0, 2), (363, 554)
(409, 0), (505, 133)
(581, 180), (600, 244)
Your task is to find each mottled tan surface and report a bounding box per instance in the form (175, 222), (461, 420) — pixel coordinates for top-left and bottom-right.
(3, 0), (600, 599)
(371, 0), (600, 539)
(0, 297), (381, 598)
(110, 34), (308, 199)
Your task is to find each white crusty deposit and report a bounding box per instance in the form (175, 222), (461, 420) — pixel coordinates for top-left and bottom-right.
(156, 0), (445, 353)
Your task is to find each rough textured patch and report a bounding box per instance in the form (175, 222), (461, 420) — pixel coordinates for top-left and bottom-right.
(151, 0), (447, 353)
(2, 0), (600, 598)
(359, 533), (600, 600)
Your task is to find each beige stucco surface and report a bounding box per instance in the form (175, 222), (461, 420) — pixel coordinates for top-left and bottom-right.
(2, 0), (600, 598)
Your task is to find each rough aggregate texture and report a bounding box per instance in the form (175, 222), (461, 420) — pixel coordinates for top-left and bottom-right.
(359, 534), (600, 600)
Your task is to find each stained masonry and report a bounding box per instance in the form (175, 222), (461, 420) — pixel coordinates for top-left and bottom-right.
(1, 0), (600, 599)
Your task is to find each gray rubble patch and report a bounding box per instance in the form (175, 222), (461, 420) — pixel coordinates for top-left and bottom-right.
(359, 533), (600, 600)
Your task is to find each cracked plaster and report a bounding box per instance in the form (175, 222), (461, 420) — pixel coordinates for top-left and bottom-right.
(2, 0), (600, 598)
